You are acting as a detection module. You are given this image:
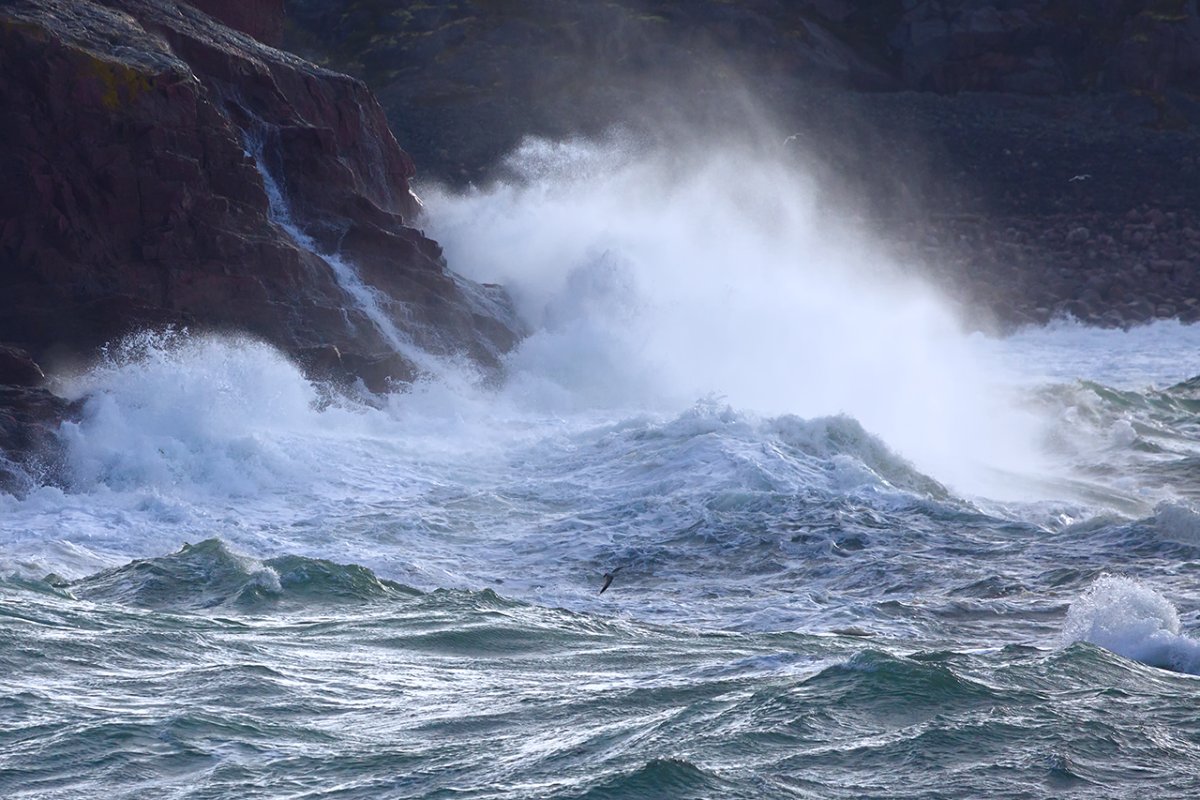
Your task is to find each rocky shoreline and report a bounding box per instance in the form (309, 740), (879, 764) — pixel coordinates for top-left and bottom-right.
(3, 0), (1200, 489)
(0, 0), (525, 490)
(0, 347), (76, 494)
(908, 207), (1200, 331)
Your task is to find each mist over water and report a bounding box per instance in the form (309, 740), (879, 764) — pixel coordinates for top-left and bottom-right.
(6, 133), (1197, 578)
(8, 133), (1200, 798)
(423, 135), (1053, 496)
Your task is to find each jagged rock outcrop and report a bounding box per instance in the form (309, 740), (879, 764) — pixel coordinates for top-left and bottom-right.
(0, 345), (47, 388)
(0, 0), (521, 385)
(0, 0), (526, 489)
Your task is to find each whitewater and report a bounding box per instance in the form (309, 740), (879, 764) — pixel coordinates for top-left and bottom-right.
(5, 138), (1200, 798)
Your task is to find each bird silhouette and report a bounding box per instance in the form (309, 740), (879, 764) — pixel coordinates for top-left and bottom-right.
(599, 566), (624, 594)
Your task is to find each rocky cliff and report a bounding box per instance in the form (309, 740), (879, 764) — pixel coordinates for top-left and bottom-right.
(0, 0), (524, 489)
(0, 0), (520, 377)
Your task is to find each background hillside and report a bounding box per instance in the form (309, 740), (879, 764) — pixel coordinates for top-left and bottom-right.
(283, 0), (1200, 328)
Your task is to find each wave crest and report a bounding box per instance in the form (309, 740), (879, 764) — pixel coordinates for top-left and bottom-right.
(1153, 503), (1200, 544)
(574, 757), (724, 800)
(71, 538), (414, 611)
(58, 332), (329, 495)
(1063, 575), (1200, 674)
(771, 414), (950, 499)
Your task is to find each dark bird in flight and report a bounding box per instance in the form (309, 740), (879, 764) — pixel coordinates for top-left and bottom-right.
(599, 566), (623, 594)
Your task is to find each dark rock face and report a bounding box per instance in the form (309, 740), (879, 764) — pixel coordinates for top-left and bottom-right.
(284, 1), (1200, 184)
(283, 0), (900, 183)
(892, 0), (1200, 96)
(0, 345), (46, 388)
(888, 205), (1200, 331)
(0, 347), (76, 495)
(0, 0), (521, 384)
(188, 0), (284, 46)
(0, 0), (526, 487)
(0, 387), (68, 493)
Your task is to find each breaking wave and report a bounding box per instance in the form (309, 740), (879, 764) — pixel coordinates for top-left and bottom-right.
(1063, 575), (1200, 674)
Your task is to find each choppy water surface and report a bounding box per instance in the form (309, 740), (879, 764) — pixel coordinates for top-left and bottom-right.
(6, 139), (1200, 798)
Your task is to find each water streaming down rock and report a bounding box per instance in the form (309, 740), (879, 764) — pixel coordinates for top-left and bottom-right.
(0, 0), (529, 488)
(243, 128), (434, 376)
(0, 0), (522, 392)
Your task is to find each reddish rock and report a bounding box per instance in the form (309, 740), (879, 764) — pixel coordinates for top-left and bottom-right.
(0, 346), (46, 388)
(0, 379), (78, 494)
(0, 0), (529, 482)
(340, 352), (418, 394)
(188, 0), (284, 47)
(0, 0), (521, 386)
(294, 344), (345, 382)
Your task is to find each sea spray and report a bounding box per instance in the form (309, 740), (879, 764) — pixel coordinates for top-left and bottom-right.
(979, 317), (1200, 389)
(1154, 502), (1200, 544)
(4, 105), (1200, 800)
(423, 135), (1052, 498)
(56, 332), (329, 495)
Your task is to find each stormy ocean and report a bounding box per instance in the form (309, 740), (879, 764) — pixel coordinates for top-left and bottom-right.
(5, 140), (1200, 799)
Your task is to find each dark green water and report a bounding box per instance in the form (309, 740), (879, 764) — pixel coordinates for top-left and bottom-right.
(5, 328), (1200, 798)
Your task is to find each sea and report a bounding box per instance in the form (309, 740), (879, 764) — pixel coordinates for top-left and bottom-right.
(4, 138), (1200, 798)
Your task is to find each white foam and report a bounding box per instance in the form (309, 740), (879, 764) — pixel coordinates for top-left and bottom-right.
(1063, 575), (1200, 674)
(424, 135), (1051, 499)
(57, 332), (337, 495)
(7, 132), (1198, 614)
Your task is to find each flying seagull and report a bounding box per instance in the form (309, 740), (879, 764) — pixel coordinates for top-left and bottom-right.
(599, 566), (623, 594)
(1068, 174), (1092, 182)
